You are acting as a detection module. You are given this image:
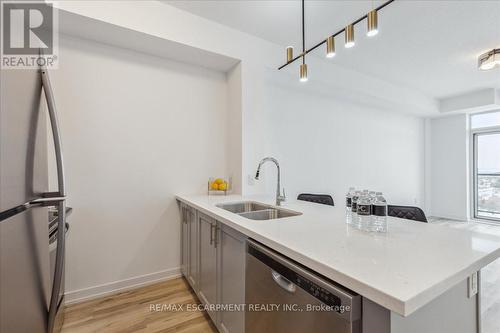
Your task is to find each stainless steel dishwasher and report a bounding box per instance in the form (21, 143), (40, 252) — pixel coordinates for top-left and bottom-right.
(246, 240), (361, 333)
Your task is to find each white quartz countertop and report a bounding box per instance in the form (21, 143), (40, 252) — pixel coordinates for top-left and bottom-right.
(176, 194), (500, 317)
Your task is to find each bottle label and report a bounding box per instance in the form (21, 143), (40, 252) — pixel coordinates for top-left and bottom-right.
(352, 202), (358, 212)
(357, 204), (371, 216)
(346, 197), (352, 207)
(372, 205), (387, 216)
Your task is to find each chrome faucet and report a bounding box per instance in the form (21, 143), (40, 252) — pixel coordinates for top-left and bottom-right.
(255, 157), (286, 206)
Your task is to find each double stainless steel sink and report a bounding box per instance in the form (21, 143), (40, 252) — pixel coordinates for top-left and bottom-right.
(216, 201), (302, 220)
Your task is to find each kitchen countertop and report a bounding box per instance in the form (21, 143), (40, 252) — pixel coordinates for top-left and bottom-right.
(176, 194), (500, 317)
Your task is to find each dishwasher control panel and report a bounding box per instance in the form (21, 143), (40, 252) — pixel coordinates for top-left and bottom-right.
(295, 275), (342, 308)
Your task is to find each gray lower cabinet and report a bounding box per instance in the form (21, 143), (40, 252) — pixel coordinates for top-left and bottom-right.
(217, 224), (246, 333)
(179, 202), (247, 333)
(198, 212), (218, 322)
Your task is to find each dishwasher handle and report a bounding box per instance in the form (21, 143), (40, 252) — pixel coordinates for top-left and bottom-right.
(272, 270), (296, 293)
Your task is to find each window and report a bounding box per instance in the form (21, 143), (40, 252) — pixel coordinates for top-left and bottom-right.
(472, 111), (500, 222)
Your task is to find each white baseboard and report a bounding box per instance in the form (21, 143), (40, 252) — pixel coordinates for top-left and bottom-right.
(65, 267), (181, 305)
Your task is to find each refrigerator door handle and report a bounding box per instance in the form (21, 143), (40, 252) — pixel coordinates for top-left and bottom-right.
(41, 68), (67, 333)
(47, 201), (65, 333)
(30, 196), (66, 207)
(41, 69), (66, 198)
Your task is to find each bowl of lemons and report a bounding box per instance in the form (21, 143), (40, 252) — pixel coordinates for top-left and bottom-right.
(208, 177), (231, 195)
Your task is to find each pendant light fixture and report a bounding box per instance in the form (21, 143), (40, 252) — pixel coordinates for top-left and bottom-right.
(326, 36), (335, 58)
(478, 49), (500, 71)
(344, 24), (355, 48)
(367, 9), (378, 36)
(279, 0), (395, 78)
(300, 63), (308, 82)
(299, 0), (307, 82)
(286, 46), (294, 63)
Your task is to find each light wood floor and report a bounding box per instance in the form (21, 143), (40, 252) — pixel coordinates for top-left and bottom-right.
(61, 278), (217, 333)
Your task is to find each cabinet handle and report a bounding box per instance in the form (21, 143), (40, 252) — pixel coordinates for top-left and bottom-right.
(214, 225), (219, 248)
(210, 223), (214, 245)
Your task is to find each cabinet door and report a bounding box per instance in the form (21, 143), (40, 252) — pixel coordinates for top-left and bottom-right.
(180, 205), (188, 277)
(217, 224), (246, 333)
(198, 212), (218, 322)
(186, 207), (198, 290)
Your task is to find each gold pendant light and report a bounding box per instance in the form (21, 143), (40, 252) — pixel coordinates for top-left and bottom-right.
(326, 36), (335, 58)
(300, 63), (308, 82)
(345, 24), (355, 48)
(300, 0), (307, 82)
(286, 46), (294, 63)
(367, 9), (378, 36)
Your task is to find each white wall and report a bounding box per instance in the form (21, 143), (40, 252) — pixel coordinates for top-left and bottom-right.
(51, 35), (230, 299)
(262, 78), (426, 208)
(426, 114), (470, 220)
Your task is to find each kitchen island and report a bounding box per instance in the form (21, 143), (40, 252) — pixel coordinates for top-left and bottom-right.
(176, 194), (500, 333)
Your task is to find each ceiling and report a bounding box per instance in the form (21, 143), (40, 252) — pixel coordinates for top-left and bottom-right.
(165, 0), (500, 100)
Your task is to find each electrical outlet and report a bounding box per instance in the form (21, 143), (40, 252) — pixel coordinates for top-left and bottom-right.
(468, 272), (478, 298)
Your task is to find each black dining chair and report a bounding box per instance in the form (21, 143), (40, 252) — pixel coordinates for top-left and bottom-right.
(297, 193), (334, 206)
(388, 205), (427, 223)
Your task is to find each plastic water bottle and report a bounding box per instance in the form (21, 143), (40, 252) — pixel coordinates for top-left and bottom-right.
(345, 187), (355, 224)
(346, 187), (355, 212)
(371, 192), (387, 232)
(351, 191), (361, 213)
(351, 191), (361, 227)
(357, 192), (372, 230)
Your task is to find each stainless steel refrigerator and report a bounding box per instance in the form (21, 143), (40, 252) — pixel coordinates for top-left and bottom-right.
(0, 67), (67, 333)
